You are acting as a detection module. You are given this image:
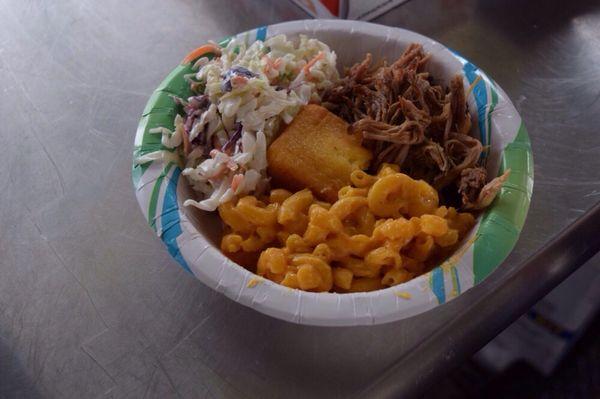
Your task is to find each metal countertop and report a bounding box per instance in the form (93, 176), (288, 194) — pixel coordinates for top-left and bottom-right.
(1, 0), (599, 397)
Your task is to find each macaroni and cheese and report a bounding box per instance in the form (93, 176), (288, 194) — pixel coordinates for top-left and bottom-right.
(219, 164), (475, 292)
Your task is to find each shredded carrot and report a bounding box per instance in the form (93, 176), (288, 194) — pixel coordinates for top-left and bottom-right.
(303, 51), (325, 75)
(262, 56), (270, 74)
(262, 56), (283, 76)
(231, 75), (248, 87)
(182, 43), (221, 65)
(231, 174), (244, 192)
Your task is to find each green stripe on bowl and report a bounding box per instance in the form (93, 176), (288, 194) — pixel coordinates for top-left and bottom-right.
(503, 123), (534, 198)
(142, 90), (180, 116)
(148, 162), (174, 231)
(136, 111), (177, 156)
(132, 111), (176, 188)
(513, 122), (531, 144)
(502, 148), (533, 197)
(473, 123), (533, 283)
(132, 108), (182, 187)
(133, 143), (176, 158)
(156, 64), (195, 97)
(450, 266), (461, 297)
(473, 215), (519, 283)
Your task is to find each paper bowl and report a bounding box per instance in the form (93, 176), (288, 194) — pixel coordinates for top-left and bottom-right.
(132, 20), (533, 326)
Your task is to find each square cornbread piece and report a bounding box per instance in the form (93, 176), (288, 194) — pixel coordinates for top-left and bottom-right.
(267, 104), (372, 202)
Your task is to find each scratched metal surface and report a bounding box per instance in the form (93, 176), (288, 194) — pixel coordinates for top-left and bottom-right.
(0, 0), (599, 398)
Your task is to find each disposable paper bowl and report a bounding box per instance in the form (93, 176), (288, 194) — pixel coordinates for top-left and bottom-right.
(132, 20), (533, 326)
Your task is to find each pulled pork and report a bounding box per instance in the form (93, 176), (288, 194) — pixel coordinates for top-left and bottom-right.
(322, 43), (504, 209)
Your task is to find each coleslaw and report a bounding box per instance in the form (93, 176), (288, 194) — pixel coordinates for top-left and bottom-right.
(138, 34), (339, 211)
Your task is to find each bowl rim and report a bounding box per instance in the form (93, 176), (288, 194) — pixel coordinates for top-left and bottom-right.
(132, 19), (533, 326)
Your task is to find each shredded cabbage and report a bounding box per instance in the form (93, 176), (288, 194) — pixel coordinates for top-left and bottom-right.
(140, 34), (339, 211)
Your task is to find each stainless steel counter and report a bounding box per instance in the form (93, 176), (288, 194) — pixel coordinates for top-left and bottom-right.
(1, 0), (599, 398)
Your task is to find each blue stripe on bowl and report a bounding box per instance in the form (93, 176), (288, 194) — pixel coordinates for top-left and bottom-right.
(463, 62), (488, 150)
(160, 167), (192, 274)
(256, 26), (267, 42)
(430, 268), (446, 304)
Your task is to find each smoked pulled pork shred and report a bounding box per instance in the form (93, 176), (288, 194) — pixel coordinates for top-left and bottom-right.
(322, 43), (508, 209)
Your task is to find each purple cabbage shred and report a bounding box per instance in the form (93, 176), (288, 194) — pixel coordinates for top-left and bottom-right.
(221, 66), (258, 92)
(222, 122), (243, 154)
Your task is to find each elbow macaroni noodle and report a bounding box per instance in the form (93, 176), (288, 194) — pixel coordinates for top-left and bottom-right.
(219, 164), (475, 292)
